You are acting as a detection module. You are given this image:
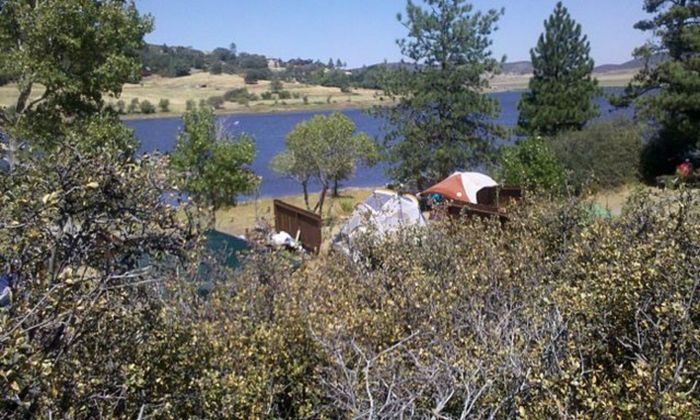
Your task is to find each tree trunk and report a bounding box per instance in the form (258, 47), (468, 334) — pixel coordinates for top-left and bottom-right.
(302, 181), (310, 211)
(314, 185), (328, 215)
(332, 178), (340, 197)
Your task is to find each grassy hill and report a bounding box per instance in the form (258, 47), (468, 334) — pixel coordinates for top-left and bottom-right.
(0, 66), (639, 118)
(112, 72), (384, 117)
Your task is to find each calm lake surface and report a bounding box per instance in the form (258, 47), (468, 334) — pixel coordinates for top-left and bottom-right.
(127, 89), (630, 198)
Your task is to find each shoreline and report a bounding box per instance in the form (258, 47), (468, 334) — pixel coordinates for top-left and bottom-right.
(120, 100), (378, 121)
(118, 81), (628, 122)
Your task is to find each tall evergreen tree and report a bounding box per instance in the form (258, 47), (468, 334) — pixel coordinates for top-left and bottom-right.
(618, 0), (700, 178)
(518, 2), (600, 136)
(376, 0), (504, 190)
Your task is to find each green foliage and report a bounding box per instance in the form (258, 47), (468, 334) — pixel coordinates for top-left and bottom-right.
(208, 61), (223, 75)
(206, 95), (225, 109)
(339, 199), (355, 213)
(270, 112), (378, 213)
(237, 53), (268, 70)
(169, 108), (259, 220)
(278, 90), (292, 100)
(223, 88), (257, 102)
(139, 100), (156, 114)
(517, 2), (601, 136)
(2, 116), (699, 418)
(498, 136), (565, 193)
(0, 0), (152, 167)
(185, 99), (197, 111)
(158, 98), (170, 112)
(549, 119), (643, 192)
(270, 78), (284, 93)
(375, 0), (505, 190)
(0, 117), (191, 416)
(244, 68), (271, 84)
(140, 43), (203, 77)
(116, 100), (126, 114)
(617, 1), (700, 178)
(261, 91), (273, 100)
(127, 98), (140, 113)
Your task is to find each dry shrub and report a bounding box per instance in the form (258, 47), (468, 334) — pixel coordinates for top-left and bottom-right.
(278, 190), (699, 417)
(2, 124), (698, 418)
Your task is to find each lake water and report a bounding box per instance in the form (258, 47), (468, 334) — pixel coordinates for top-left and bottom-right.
(127, 89), (630, 198)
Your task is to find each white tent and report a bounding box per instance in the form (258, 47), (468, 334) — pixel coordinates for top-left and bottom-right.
(333, 189), (426, 255)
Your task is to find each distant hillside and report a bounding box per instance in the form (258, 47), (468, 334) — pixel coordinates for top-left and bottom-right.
(594, 53), (668, 73)
(499, 53), (668, 75)
(359, 54), (665, 77)
(501, 61), (533, 74)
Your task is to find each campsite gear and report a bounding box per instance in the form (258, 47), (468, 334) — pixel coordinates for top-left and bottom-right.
(270, 231), (296, 248)
(677, 161), (693, 180)
(204, 230), (249, 269)
(333, 189), (426, 256)
(273, 200), (322, 253)
(587, 204), (613, 220)
(423, 172), (498, 204)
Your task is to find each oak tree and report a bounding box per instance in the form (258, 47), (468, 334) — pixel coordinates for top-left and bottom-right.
(0, 0), (153, 170)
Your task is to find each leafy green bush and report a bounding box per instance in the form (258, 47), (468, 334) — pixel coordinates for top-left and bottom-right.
(139, 99), (156, 114)
(549, 118), (643, 192)
(339, 198), (355, 213)
(278, 90), (291, 100)
(244, 68), (271, 84)
(116, 100), (126, 114)
(206, 95), (225, 109)
(208, 61), (223, 75)
(223, 87), (255, 102)
(498, 136), (565, 193)
(127, 97), (140, 113)
(261, 91), (273, 100)
(158, 98), (170, 112)
(270, 78), (283, 93)
(185, 99), (196, 111)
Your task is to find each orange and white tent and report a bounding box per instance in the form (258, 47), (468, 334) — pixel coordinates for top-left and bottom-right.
(423, 172), (498, 204)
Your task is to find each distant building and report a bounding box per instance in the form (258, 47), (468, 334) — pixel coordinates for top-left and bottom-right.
(267, 58), (284, 72)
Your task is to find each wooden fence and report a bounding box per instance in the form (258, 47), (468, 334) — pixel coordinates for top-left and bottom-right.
(476, 186), (524, 207)
(439, 186), (525, 224)
(273, 200), (322, 253)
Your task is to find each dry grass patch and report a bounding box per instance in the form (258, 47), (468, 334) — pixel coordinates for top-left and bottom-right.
(215, 187), (376, 237)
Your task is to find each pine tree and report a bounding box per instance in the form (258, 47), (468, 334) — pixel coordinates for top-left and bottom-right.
(518, 2), (600, 136)
(619, 0), (700, 179)
(376, 0), (504, 190)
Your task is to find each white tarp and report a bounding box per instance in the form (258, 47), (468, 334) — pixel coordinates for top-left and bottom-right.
(333, 190), (426, 255)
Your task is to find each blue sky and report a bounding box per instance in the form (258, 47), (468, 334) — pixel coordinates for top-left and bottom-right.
(134, 0), (652, 68)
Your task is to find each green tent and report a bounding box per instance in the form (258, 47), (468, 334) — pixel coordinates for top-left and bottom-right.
(204, 229), (249, 269)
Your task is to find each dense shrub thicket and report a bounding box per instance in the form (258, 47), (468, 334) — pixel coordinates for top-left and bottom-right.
(498, 136), (566, 193)
(549, 119), (643, 192)
(2, 153), (698, 418)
